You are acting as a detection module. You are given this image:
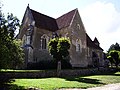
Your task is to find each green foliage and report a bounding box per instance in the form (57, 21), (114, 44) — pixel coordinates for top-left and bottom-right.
(0, 8), (24, 69)
(107, 56), (114, 67)
(107, 50), (120, 68)
(48, 38), (58, 59)
(108, 43), (120, 52)
(48, 37), (70, 61)
(107, 43), (120, 68)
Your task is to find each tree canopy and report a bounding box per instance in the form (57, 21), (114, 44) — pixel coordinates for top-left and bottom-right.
(48, 37), (70, 61)
(107, 43), (120, 68)
(0, 8), (24, 69)
(108, 43), (120, 52)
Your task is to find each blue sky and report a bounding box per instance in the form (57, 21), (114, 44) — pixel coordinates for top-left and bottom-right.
(2, 0), (120, 52)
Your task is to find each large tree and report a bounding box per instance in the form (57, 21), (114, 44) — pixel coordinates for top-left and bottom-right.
(0, 8), (24, 69)
(48, 37), (70, 76)
(109, 50), (120, 68)
(108, 43), (120, 52)
(107, 50), (120, 68)
(107, 43), (120, 68)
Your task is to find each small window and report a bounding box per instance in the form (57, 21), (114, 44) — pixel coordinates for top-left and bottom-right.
(78, 44), (80, 51)
(77, 24), (80, 29)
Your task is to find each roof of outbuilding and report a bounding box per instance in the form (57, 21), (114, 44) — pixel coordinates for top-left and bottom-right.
(86, 34), (103, 50)
(93, 37), (100, 44)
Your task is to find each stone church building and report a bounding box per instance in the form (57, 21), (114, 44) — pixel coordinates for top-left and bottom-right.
(18, 5), (105, 68)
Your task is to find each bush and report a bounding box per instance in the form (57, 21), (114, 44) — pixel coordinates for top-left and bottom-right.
(26, 59), (72, 70)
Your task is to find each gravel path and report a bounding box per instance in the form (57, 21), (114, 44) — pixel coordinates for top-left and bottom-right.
(59, 83), (120, 90)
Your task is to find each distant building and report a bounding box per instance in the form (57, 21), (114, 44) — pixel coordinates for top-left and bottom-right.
(17, 5), (104, 68)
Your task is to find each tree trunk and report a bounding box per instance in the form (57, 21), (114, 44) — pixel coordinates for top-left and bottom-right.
(57, 61), (61, 77)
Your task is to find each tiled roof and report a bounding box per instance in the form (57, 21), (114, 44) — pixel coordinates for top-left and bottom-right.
(30, 9), (58, 31)
(56, 9), (77, 29)
(86, 34), (103, 50)
(30, 8), (77, 31)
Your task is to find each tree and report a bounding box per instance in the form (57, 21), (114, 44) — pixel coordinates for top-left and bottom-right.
(107, 56), (114, 67)
(48, 37), (70, 76)
(0, 7), (24, 69)
(107, 43), (120, 68)
(108, 43), (120, 52)
(109, 50), (120, 68)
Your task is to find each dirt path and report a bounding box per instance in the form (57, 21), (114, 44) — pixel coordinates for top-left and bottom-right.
(59, 83), (120, 90)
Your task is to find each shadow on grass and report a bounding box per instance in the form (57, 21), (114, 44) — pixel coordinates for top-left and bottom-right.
(62, 71), (120, 85)
(64, 77), (105, 85)
(0, 76), (25, 90)
(95, 70), (120, 76)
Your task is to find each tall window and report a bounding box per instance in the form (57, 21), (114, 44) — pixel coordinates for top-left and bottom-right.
(22, 35), (30, 45)
(88, 47), (90, 56)
(76, 39), (82, 52)
(22, 35), (26, 46)
(26, 35), (30, 44)
(41, 34), (48, 50)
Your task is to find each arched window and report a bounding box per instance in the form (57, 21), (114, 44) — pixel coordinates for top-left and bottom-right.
(76, 39), (82, 52)
(41, 34), (48, 50)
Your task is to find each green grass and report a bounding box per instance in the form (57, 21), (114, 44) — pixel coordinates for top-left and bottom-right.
(0, 69), (44, 73)
(10, 72), (120, 90)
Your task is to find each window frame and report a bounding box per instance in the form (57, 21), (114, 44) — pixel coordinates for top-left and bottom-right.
(40, 34), (49, 50)
(76, 39), (82, 52)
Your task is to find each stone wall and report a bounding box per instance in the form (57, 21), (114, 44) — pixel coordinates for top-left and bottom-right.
(0, 68), (110, 78)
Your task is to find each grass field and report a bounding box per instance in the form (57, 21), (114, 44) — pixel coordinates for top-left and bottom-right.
(10, 72), (120, 90)
(0, 69), (44, 72)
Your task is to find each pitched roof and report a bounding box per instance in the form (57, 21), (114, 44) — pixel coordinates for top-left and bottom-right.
(56, 9), (77, 29)
(30, 9), (58, 31)
(93, 37), (100, 44)
(29, 7), (77, 31)
(86, 34), (103, 50)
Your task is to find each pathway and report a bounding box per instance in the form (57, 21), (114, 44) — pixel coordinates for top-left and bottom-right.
(59, 83), (120, 90)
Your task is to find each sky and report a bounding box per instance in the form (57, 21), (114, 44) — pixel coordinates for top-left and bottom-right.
(1, 0), (120, 52)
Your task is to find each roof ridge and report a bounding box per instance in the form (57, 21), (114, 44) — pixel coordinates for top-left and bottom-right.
(69, 8), (78, 26)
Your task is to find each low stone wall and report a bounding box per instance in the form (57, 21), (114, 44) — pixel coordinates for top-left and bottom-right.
(0, 67), (110, 78)
(60, 67), (109, 77)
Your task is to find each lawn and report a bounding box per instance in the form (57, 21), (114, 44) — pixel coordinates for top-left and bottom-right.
(10, 72), (120, 90)
(0, 69), (44, 73)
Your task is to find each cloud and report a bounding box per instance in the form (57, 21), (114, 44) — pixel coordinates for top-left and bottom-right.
(80, 1), (120, 52)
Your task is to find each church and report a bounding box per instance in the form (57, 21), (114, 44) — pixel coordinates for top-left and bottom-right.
(17, 5), (105, 68)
